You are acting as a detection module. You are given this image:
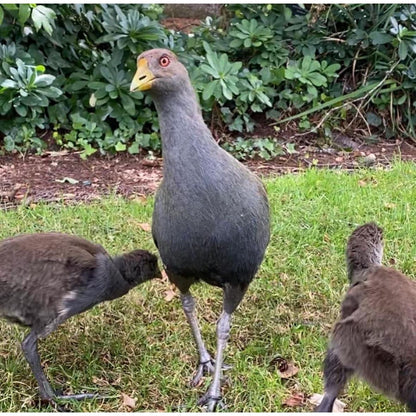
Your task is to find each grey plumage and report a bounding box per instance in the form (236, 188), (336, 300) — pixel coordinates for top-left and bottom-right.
(316, 222), (416, 412)
(0, 232), (159, 405)
(130, 49), (270, 410)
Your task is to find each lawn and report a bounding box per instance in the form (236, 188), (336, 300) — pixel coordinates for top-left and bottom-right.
(1, 161), (415, 412)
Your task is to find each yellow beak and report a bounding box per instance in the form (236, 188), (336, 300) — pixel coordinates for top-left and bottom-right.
(130, 58), (155, 92)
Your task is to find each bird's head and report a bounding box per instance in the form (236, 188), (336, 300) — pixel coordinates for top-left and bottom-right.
(130, 49), (188, 94)
(119, 249), (161, 286)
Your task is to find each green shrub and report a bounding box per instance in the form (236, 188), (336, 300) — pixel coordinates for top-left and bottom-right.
(1, 4), (415, 157)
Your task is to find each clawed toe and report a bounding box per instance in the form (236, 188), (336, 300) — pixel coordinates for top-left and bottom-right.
(198, 393), (224, 412)
(190, 360), (232, 387)
(190, 360), (215, 387)
(39, 391), (109, 412)
(39, 397), (71, 412)
(55, 392), (105, 401)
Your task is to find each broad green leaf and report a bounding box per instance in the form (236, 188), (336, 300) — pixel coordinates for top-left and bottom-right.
(366, 112), (382, 127)
(1, 79), (17, 89)
(35, 74), (55, 87)
(221, 83), (233, 100)
(229, 39), (242, 48)
(2, 4), (18, 11)
(324, 63), (341, 75)
(31, 5), (56, 35)
(15, 104), (28, 117)
(308, 72), (327, 87)
(71, 81), (88, 91)
(128, 142), (140, 154)
(120, 92), (135, 116)
(369, 31), (393, 45)
(115, 142), (126, 151)
(88, 81), (107, 90)
(200, 64), (219, 78)
(399, 41), (408, 60)
(18, 4), (31, 26)
(202, 80), (218, 100)
(0, 7), (4, 26)
(40, 86), (62, 98)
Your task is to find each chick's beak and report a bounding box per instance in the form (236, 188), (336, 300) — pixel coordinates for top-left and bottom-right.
(130, 58), (155, 92)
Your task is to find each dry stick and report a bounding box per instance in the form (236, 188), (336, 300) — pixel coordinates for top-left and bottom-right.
(307, 60), (401, 136)
(351, 47), (362, 88)
(348, 103), (372, 135)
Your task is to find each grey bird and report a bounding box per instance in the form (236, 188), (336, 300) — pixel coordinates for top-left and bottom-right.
(0, 232), (160, 407)
(130, 49), (270, 411)
(316, 222), (416, 412)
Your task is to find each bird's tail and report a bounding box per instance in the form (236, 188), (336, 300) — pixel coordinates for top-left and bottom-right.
(346, 222), (384, 282)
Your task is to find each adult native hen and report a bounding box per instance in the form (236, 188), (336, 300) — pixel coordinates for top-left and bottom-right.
(130, 49), (270, 411)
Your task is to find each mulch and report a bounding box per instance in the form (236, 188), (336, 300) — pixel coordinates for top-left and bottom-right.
(1, 139), (416, 211)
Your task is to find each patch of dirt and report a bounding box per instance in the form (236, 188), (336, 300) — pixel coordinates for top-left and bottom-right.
(161, 17), (202, 34)
(1, 138), (416, 210)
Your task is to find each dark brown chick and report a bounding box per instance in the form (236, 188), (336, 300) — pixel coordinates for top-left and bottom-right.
(0, 232), (159, 407)
(316, 222), (416, 412)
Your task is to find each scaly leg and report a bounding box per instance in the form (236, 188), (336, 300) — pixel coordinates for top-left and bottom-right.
(198, 283), (247, 412)
(22, 331), (56, 402)
(181, 292), (215, 386)
(22, 330), (105, 407)
(315, 348), (353, 412)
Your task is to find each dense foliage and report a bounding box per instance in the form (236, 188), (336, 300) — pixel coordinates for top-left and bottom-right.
(1, 4), (415, 157)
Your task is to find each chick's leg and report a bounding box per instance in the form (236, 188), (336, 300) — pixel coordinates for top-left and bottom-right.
(22, 331), (56, 402)
(315, 348), (353, 412)
(22, 330), (105, 408)
(198, 283), (247, 412)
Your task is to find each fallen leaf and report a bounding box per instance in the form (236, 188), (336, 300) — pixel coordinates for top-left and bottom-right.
(55, 177), (79, 184)
(358, 180), (367, 187)
(309, 393), (345, 412)
(270, 356), (299, 378)
(138, 223), (151, 232)
(92, 376), (109, 387)
(161, 270), (169, 282)
(278, 361), (299, 378)
(335, 156), (343, 163)
(164, 286), (177, 302)
(45, 150), (69, 157)
(283, 391), (304, 407)
(121, 392), (136, 410)
(384, 202), (396, 209)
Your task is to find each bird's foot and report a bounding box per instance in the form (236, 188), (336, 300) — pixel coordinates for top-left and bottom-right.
(190, 359), (215, 387)
(55, 392), (107, 401)
(190, 360), (232, 387)
(39, 397), (71, 413)
(40, 391), (110, 412)
(198, 392), (224, 412)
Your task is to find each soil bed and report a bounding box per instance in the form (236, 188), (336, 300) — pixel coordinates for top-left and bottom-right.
(1, 138), (415, 210)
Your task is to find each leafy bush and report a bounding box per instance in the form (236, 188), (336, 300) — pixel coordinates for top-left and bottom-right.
(1, 3), (416, 157)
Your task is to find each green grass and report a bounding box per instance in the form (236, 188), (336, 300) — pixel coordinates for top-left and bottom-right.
(1, 161), (416, 412)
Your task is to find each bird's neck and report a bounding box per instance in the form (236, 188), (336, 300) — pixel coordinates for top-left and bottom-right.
(151, 82), (213, 151)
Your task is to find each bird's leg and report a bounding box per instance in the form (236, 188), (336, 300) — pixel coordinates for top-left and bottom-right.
(180, 292), (215, 386)
(198, 283), (247, 412)
(22, 330), (107, 408)
(315, 348), (353, 412)
(21, 331), (56, 402)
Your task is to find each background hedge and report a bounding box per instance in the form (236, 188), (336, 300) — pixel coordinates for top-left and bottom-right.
(1, 4), (415, 158)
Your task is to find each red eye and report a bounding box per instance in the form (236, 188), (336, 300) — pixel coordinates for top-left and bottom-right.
(159, 56), (170, 67)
